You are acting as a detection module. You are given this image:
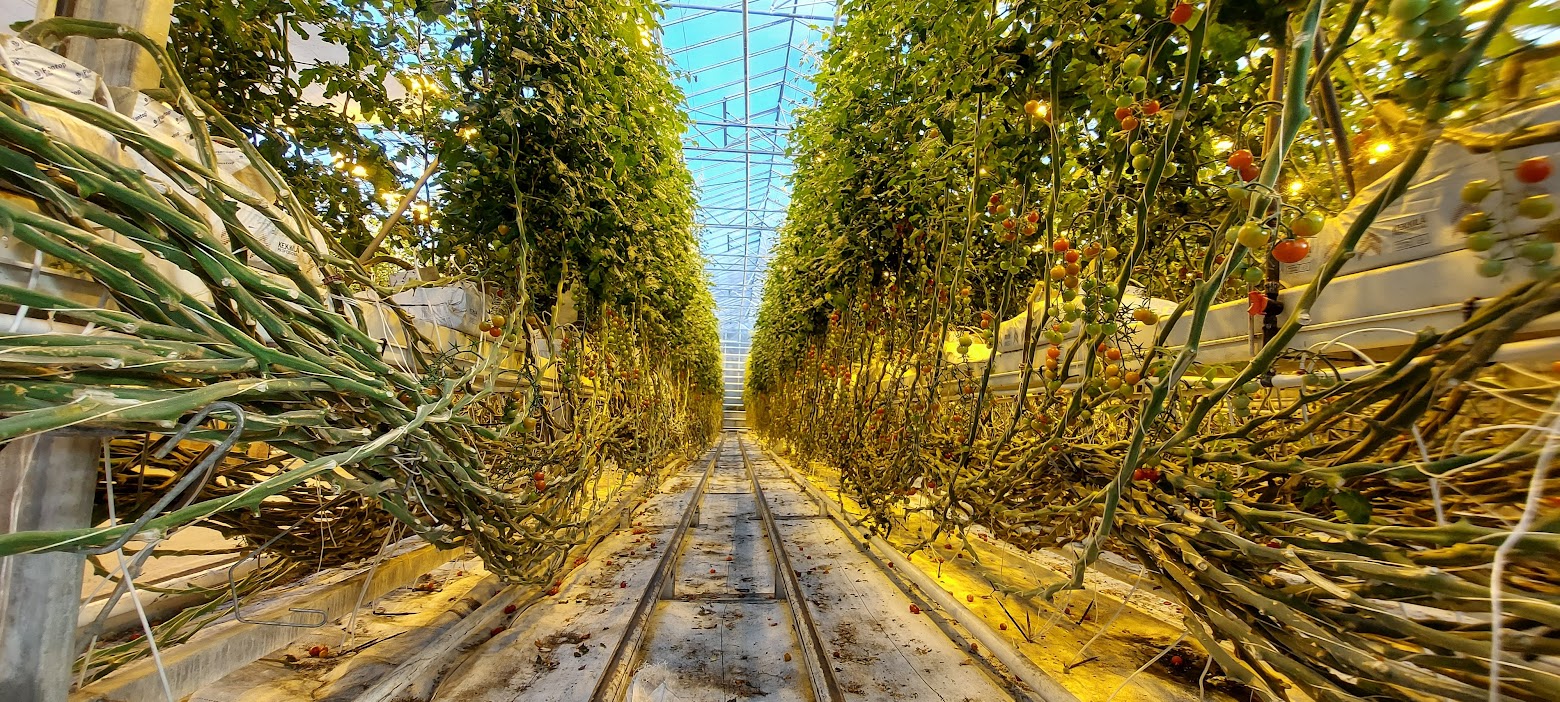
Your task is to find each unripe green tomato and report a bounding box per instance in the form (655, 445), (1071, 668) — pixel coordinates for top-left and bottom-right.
(1389, 0), (1429, 21)
(1531, 261), (1558, 281)
(1460, 179), (1493, 204)
(1163, 162), (1178, 177)
(1236, 222), (1268, 249)
(1102, 322), (1119, 336)
(1232, 394), (1251, 409)
(1477, 257), (1506, 278)
(1519, 194), (1554, 219)
(1242, 266), (1265, 285)
(1400, 75), (1430, 99)
(1132, 154), (1152, 170)
(1130, 142), (1147, 156)
(1456, 211), (1492, 233)
(1115, 94), (1133, 108)
(1521, 240), (1555, 263)
(1129, 76), (1147, 93)
(1395, 19), (1429, 40)
(1423, 0), (1460, 24)
(1085, 322), (1102, 336)
(1542, 219), (1560, 243)
(1241, 380), (1259, 394)
(1466, 231), (1497, 252)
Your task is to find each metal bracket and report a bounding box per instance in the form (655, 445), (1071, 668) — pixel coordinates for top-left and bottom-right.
(224, 492), (356, 628)
(88, 401), (246, 555)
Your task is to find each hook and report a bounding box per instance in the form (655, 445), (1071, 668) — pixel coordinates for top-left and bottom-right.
(224, 492), (354, 628)
(89, 402), (247, 555)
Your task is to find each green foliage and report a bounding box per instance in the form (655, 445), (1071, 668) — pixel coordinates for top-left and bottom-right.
(169, 0), (461, 253)
(437, 0), (719, 390)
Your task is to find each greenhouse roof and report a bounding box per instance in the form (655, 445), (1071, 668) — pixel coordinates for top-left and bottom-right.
(659, 0), (836, 408)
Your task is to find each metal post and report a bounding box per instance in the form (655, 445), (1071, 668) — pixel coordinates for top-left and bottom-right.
(34, 0), (176, 107)
(5, 5), (170, 698)
(0, 434), (101, 702)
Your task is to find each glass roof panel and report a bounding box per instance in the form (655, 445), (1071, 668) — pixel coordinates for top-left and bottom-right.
(659, 0), (836, 409)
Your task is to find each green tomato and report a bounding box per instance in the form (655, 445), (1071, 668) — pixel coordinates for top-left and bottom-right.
(1101, 283), (1119, 298)
(1122, 54), (1144, 75)
(1460, 179), (1493, 204)
(1115, 94), (1133, 108)
(1399, 75), (1430, 99)
(1520, 240), (1555, 263)
(1444, 80), (1470, 99)
(1465, 231), (1497, 252)
(1236, 222), (1269, 250)
(1132, 154), (1152, 170)
(1424, 0), (1460, 24)
(1531, 261), (1558, 281)
(1395, 19), (1430, 40)
(1128, 76), (1147, 93)
(1242, 266), (1265, 285)
(1241, 380), (1260, 394)
(1085, 322), (1102, 337)
(1519, 194), (1554, 219)
(1226, 185), (1249, 204)
(1129, 142), (1147, 156)
(1232, 394), (1251, 409)
(1162, 162), (1178, 177)
(1456, 211), (1492, 233)
(1477, 257), (1506, 278)
(1101, 322), (1119, 336)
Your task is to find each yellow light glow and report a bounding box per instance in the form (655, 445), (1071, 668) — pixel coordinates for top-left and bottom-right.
(458, 127), (479, 139)
(1288, 180), (1304, 194)
(350, 165), (368, 177)
(978, 167), (989, 176)
(1214, 139), (1233, 152)
(1372, 141), (1393, 157)
(1465, 0), (1499, 14)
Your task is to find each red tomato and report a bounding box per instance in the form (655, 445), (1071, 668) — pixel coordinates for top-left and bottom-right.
(1227, 149), (1254, 170)
(1238, 163), (1260, 182)
(1121, 116), (1140, 131)
(1052, 238), (1071, 252)
(1063, 249), (1080, 263)
(1114, 106), (1133, 121)
(1141, 99), (1161, 115)
(1272, 238), (1311, 263)
(1169, 2), (1194, 25)
(1516, 156), (1553, 184)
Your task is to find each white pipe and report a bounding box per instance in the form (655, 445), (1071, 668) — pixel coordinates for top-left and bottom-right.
(761, 445), (1081, 702)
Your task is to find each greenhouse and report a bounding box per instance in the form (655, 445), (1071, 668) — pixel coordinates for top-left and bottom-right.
(0, 0), (1556, 700)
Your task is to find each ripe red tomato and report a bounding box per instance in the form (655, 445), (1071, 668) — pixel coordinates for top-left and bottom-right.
(1063, 249), (1080, 263)
(1025, 210), (1040, 223)
(1238, 163), (1260, 182)
(1113, 106), (1133, 121)
(1516, 156), (1553, 184)
(1121, 116), (1140, 131)
(1272, 238), (1311, 263)
(1141, 99), (1161, 115)
(1053, 238), (1071, 252)
(1169, 2), (1194, 25)
(1227, 149), (1254, 170)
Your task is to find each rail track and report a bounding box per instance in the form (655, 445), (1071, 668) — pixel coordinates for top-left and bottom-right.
(589, 432), (842, 701)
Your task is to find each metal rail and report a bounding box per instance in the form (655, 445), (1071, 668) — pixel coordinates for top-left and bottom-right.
(588, 435), (724, 701)
(737, 436), (844, 702)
